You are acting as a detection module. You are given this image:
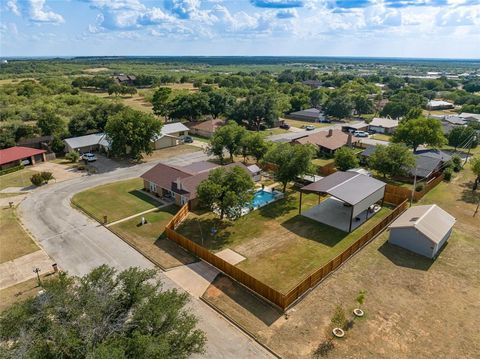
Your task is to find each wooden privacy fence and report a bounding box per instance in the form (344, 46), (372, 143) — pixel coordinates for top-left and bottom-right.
(165, 200), (409, 310)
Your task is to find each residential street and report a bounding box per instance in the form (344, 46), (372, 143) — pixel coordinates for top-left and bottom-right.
(18, 153), (274, 359)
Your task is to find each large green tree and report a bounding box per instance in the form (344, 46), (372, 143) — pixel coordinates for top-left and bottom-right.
(263, 143), (316, 192)
(167, 93), (210, 121)
(197, 166), (255, 220)
(368, 144), (415, 178)
(240, 131), (269, 163)
(392, 117), (446, 152)
(152, 87), (172, 117)
(448, 126), (478, 150)
(207, 121), (247, 163)
(37, 111), (65, 136)
(471, 156), (480, 191)
(334, 147), (359, 171)
(105, 108), (162, 160)
(0, 265), (206, 359)
(324, 93), (354, 119)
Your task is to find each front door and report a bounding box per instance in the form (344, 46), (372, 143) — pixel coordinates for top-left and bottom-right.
(149, 182), (157, 193)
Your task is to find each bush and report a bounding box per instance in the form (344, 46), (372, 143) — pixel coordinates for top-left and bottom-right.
(415, 182), (425, 192)
(65, 151), (80, 163)
(40, 171), (54, 183)
(30, 173), (44, 186)
(0, 165), (24, 176)
(451, 155), (462, 172)
(444, 167), (453, 181)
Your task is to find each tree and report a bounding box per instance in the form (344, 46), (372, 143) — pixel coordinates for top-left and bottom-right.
(68, 112), (97, 137)
(37, 111), (65, 136)
(368, 144), (415, 178)
(40, 171), (54, 183)
(65, 151), (80, 163)
(470, 156), (480, 191)
(240, 132), (269, 163)
(207, 91), (235, 119)
(324, 94), (354, 119)
(207, 121), (246, 163)
(352, 94), (374, 115)
(263, 143), (316, 192)
(105, 108), (162, 160)
(197, 166), (255, 220)
(392, 117), (446, 152)
(334, 147), (359, 171)
(0, 265), (206, 358)
(168, 93), (210, 121)
(448, 126), (478, 150)
(152, 87), (172, 117)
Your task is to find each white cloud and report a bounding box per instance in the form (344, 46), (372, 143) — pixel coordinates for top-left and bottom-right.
(6, 0), (20, 16)
(27, 0), (65, 23)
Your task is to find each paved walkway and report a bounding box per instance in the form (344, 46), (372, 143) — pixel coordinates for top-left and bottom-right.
(18, 155), (273, 359)
(0, 250), (54, 290)
(106, 203), (170, 227)
(165, 261), (220, 297)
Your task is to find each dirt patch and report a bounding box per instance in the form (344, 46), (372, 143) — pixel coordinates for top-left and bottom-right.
(82, 67), (110, 73)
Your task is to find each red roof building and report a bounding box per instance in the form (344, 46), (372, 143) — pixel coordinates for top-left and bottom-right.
(0, 146), (47, 169)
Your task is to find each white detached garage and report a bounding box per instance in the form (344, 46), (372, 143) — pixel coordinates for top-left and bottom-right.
(388, 205), (455, 259)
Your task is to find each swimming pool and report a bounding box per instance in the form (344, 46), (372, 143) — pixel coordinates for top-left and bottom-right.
(252, 190), (276, 208)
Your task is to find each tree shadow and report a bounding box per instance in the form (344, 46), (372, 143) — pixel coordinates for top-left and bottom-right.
(459, 180), (480, 204)
(128, 190), (164, 207)
(153, 237), (197, 267)
(257, 195), (297, 219)
(377, 241), (437, 271)
(176, 217), (234, 251)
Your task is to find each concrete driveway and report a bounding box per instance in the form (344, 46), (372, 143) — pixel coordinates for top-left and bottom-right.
(18, 156), (273, 359)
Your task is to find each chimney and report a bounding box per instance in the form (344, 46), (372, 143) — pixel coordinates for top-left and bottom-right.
(176, 178), (182, 190)
(347, 134), (353, 147)
(327, 129), (333, 137)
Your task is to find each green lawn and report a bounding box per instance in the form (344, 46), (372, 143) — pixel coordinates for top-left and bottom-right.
(190, 135), (209, 143)
(177, 191), (393, 293)
(72, 178), (162, 223)
(0, 207), (38, 264)
(109, 205), (196, 269)
(312, 157), (335, 167)
(0, 169), (37, 191)
(370, 133), (392, 142)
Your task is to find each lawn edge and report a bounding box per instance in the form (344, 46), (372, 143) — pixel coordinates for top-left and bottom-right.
(199, 295), (282, 359)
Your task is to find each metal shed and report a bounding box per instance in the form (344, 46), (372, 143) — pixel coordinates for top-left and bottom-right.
(388, 205), (455, 258)
(299, 172), (386, 232)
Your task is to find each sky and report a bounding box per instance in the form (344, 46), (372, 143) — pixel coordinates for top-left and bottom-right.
(0, 0), (479, 59)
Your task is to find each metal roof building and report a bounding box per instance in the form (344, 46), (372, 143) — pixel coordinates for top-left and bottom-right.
(64, 133), (110, 153)
(299, 172), (386, 232)
(388, 205), (455, 258)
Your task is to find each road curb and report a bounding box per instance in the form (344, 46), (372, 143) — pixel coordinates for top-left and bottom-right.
(199, 296), (282, 359)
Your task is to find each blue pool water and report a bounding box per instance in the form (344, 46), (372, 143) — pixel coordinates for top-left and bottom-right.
(251, 190), (276, 208)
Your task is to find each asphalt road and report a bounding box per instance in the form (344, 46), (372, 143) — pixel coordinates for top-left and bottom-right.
(18, 153), (273, 359)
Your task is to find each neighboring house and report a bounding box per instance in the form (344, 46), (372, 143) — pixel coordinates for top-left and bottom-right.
(388, 204), (455, 258)
(302, 80), (323, 89)
(408, 149), (452, 180)
(141, 161), (252, 208)
(440, 116), (467, 134)
(359, 145), (376, 164)
(113, 74), (136, 86)
(426, 100), (454, 110)
(287, 108), (325, 122)
(153, 122), (189, 149)
(342, 122), (368, 133)
(293, 129), (358, 155)
(64, 133), (110, 154)
(186, 119), (224, 138)
(0, 146), (47, 170)
(458, 112), (480, 123)
(247, 164), (262, 182)
(368, 117), (399, 134)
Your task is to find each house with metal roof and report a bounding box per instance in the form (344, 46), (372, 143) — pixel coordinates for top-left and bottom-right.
(153, 122), (189, 149)
(64, 133), (110, 154)
(388, 205), (455, 258)
(426, 100), (454, 110)
(287, 108), (325, 122)
(299, 171), (386, 232)
(458, 112), (480, 123)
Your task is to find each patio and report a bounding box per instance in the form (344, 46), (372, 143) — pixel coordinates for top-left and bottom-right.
(302, 196), (381, 232)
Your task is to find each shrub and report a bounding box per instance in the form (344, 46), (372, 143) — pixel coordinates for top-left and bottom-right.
(30, 173), (44, 186)
(0, 165), (24, 176)
(444, 167), (453, 181)
(65, 151), (80, 163)
(415, 182), (425, 192)
(451, 155), (462, 172)
(40, 171), (54, 183)
(356, 290), (366, 307)
(331, 305), (347, 328)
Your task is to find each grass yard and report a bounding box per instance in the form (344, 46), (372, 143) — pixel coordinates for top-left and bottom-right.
(0, 169), (37, 191)
(312, 157), (335, 168)
(143, 144), (202, 162)
(255, 128), (290, 137)
(200, 164), (480, 359)
(190, 135), (209, 143)
(0, 207), (38, 264)
(72, 178), (162, 224)
(370, 133), (392, 142)
(282, 118), (331, 129)
(109, 205), (196, 269)
(177, 191), (393, 293)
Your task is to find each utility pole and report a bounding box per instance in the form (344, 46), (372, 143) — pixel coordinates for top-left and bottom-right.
(410, 166), (417, 207)
(464, 136), (477, 167)
(33, 267), (41, 286)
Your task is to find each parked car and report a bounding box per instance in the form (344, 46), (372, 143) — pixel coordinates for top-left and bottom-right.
(82, 153), (97, 162)
(368, 129), (376, 134)
(182, 136), (193, 143)
(305, 125), (316, 131)
(279, 123), (290, 130)
(318, 118), (331, 123)
(353, 131), (369, 137)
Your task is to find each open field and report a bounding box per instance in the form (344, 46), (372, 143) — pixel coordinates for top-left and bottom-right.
(0, 169), (37, 191)
(72, 178), (162, 224)
(201, 166), (480, 359)
(82, 67), (110, 73)
(0, 207), (38, 264)
(143, 144), (202, 162)
(0, 273), (57, 312)
(177, 191), (392, 293)
(109, 206), (196, 269)
(0, 78), (36, 85)
(86, 91), (154, 114)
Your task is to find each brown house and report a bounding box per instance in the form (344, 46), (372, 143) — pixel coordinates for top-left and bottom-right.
(186, 119), (224, 138)
(141, 161), (251, 208)
(292, 129), (358, 155)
